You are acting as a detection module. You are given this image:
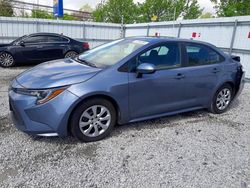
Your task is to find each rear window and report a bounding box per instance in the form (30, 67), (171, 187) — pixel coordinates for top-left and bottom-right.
(185, 44), (224, 66)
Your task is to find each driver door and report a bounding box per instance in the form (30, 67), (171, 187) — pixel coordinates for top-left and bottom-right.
(18, 35), (48, 62)
(128, 42), (190, 120)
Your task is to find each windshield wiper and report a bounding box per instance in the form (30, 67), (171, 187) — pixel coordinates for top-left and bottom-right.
(75, 57), (97, 68)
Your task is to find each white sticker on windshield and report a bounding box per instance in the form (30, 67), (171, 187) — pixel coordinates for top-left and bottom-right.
(132, 40), (149, 45)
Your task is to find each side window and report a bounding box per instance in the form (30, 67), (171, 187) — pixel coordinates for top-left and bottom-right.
(138, 43), (180, 69)
(47, 36), (69, 42)
(186, 44), (223, 66)
(24, 36), (47, 43)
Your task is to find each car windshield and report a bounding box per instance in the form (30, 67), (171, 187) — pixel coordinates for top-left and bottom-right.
(78, 39), (148, 68)
(11, 35), (27, 45)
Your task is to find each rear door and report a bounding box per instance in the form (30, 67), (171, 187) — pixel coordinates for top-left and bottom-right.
(182, 42), (225, 107)
(18, 35), (48, 62)
(45, 35), (70, 60)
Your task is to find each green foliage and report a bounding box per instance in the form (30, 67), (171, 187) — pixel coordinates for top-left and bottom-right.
(0, 0), (14, 17)
(92, 0), (203, 23)
(182, 0), (204, 19)
(200, 12), (214, 19)
(30, 9), (79, 21)
(62, 13), (79, 20)
(31, 9), (53, 19)
(92, 0), (138, 23)
(211, 0), (250, 17)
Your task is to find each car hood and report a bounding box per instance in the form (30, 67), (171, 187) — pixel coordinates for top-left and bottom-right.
(15, 58), (102, 89)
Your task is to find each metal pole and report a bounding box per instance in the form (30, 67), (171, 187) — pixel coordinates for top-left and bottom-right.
(83, 23), (86, 40)
(177, 23), (181, 38)
(121, 15), (125, 38)
(229, 19), (238, 55)
(146, 24), (150, 36)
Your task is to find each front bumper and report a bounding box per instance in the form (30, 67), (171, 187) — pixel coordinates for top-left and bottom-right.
(9, 83), (79, 137)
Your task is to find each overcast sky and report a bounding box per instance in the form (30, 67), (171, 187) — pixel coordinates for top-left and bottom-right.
(25, 0), (215, 13)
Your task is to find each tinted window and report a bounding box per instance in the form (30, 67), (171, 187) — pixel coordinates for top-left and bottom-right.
(138, 43), (180, 69)
(24, 36), (47, 43)
(47, 36), (68, 42)
(186, 44), (223, 66)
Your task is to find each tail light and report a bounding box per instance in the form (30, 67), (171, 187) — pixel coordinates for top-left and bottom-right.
(83, 43), (89, 49)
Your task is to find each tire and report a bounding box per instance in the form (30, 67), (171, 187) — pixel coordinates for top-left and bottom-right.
(64, 51), (78, 58)
(70, 98), (117, 142)
(0, 52), (15, 67)
(209, 83), (233, 114)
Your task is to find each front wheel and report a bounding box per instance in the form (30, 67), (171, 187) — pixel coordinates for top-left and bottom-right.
(209, 84), (233, 114)
(70, 98), (117, 142)
(0, 52), (15, 67)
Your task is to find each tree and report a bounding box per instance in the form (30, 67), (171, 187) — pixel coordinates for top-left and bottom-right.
(0, 0), (14, 17)
(31, 9), (53, 19)
(136, 0), (202, 22)
(182, 0), (203, 19)
(211, 0), (250, 17)
(92, 0), (202, 23)
(92, 0), (138, 23)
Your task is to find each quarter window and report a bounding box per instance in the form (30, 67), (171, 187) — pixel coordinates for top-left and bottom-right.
(185, 44), (223, 66)
(47, 36), (68, 42)
(138, 43), (180, 69)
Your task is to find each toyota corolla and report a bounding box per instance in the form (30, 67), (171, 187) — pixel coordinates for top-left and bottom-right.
(9, 37), (245, 142)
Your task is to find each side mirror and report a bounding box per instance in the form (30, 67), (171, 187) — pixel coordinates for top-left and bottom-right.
(19, 41), (25, 47)
(136, 63), (156, 78)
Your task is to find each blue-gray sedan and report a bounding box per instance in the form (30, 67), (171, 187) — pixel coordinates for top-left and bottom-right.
(9, 37), (245, 142)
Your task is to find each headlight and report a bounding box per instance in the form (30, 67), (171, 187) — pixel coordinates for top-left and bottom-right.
(14, 86), (68, 105)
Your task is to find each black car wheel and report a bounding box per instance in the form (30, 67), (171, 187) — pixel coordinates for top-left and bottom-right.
(65, 51), (78, 59)
(70, 98), (117, 142)
(0, 52), (15, 67)
(209, 84), (233, 114)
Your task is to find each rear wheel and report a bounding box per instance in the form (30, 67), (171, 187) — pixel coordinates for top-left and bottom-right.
(70, 98), (116, 142)
(65, 51), (78, 58)
(0, 52), (15, 67)
(209, 84), (233, 114)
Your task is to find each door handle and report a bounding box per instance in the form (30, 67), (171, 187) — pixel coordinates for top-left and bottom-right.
(174, 73), (185, 79)
(36, 45), (43, 49)
(212, 68), (220, 73)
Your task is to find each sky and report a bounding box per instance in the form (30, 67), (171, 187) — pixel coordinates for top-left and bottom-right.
(25, 0), (216, 14)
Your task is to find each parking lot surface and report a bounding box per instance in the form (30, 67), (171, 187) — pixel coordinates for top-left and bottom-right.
(0, 67), (249, 188)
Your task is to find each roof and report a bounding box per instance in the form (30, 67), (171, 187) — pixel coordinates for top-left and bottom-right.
(126, 36), (216, 47)
(28, 32), (67, 37)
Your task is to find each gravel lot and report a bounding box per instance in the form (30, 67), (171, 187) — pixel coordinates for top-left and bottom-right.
(0, 66), (249, 188)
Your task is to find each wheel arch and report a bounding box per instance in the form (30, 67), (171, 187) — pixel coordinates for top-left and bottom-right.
(0, 50), (15, 57)
(64, 49), (79, 56)
(67, 94), (121, 134)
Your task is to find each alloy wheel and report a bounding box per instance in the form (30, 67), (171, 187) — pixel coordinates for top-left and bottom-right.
(65, 51), (78, 58)
(216, 88), (231, 110)
(0, 53), (14, 67)
(79, 105), (111, 137)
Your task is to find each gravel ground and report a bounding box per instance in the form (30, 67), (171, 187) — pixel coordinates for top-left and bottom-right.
(0, 67), (249, 188)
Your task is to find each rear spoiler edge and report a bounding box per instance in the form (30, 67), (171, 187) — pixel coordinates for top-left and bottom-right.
(231, 55), (241, 62)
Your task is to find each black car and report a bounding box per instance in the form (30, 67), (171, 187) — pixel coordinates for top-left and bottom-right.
(0, 33), (89, 67)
